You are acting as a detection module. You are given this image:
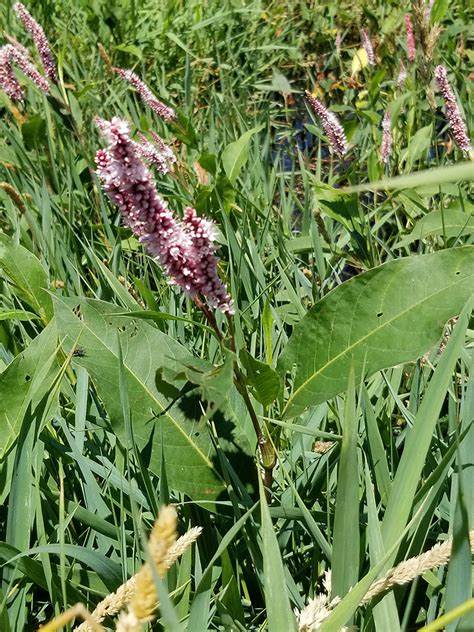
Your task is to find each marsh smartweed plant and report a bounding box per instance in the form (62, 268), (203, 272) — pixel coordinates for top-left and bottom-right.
(0, 1), (472, 630)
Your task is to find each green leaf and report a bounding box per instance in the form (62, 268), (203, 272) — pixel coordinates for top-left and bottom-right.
(331, 367), (360, 599)
(6, 544), (122, 591)
(399, 206), (474, 245)
(268, 68), (292, 93)
(430, 0), (449, 23)
(259, 478), (297, 631)
(314, 183), (359, 230)
(445, 476), (472, 631)
(21, 115), (47, 150)
(114, 43), (144, 60)
(363, 388), (391, 505)
(239, 350), (280, 407)
(114, 309), (214, 334)
(198, 152), (217, 176)
(189, 504), (257, 630)
(0, 321), (58, 459)
(54, 297), (224, 499)
(221, 126), (262, 184)
(164, 350), (234, 414)
(0, 310), (38, 321)
(343, 161), (474, 194)
(400, 125), (432, 170)
(364, 461), (401, 631)
(0, 234), (53, 323)
(279, 248), (474, 418)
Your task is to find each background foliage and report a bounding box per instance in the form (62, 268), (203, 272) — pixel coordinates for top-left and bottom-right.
(0, 0), (472, 630)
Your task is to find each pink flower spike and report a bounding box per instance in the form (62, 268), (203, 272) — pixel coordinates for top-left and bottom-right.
(405, 14), (416, 63)
(305, 91), (348, 158)
(113, 67), (176, 121)
(434, 65), (471, 154)
(360, 29), (375, 66)
(380, 110), (392, 164)
(14, 3), (57, 82)
(95, 117), (232, 313)
(0, 44), (49, 101)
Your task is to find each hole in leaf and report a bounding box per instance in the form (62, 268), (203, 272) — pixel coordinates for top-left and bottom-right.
(455, 270), (460, 275)
(25, 374), (31, 382)
(376, 312), (383, 317)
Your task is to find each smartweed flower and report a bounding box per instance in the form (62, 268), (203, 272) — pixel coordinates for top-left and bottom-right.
(305, 91), (348, 158)
(425, 0), (435, 21)
(113, 67), (176, 121)
(434, 65), (471, 154)
(14, 2), (57, 82)
(95, 117), (232, 312)
(135, 131), (176, 175)
(360, 29), (375, 66)
(0, 43), (49, 100)
(397, 62), (408, 88)
(380, 110), (392, 164)
(405, 14), (416, 63)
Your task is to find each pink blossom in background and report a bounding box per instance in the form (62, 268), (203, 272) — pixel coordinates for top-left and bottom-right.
(425, 0), (435, 20)
(14, 2), (57, 82)
(113, 67), (176, 121)
(397, 62), (408, 88)
(434, 65), (471, 154)
(305, 91), (348, 158)
(360, 29), (375, 66)
(405, 14), (416, 63)
(381, 110), (392, 164)
(95, 117), (232, 312)
(0, 43), (49, 100)
(134, 132), (176, 175)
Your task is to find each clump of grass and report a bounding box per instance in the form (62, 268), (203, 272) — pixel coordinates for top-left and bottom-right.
(0, 1), (472, 631)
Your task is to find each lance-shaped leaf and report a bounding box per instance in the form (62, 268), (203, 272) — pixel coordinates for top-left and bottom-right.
(0, 234), (53, 323)
(279, 247), (474, 419)
(239, 349), (280, 408)
(0, 320), (58, 459)
(54, 297), (225, 500)
(398, 206), (474, 246)
(221, 126), (262, 184)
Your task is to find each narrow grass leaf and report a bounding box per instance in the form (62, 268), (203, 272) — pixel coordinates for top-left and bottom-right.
(259, 477), (297, 631)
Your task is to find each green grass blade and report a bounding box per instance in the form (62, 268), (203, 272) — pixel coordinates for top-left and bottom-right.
(381, 297), (472, 555)
(259, 477), (297, 631)
(331, 366), (360, 599)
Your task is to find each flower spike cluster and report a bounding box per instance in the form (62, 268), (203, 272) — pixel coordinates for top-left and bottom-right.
(95, 117), (233, 313)
(305, 91), (348, 158)
(0, 43), (49, 101)
(113, 67), (176, 121)
(405, 14), (416, 63)
(360, 29), (375, 66)
(14, 2), (57, 82)
(434, 65), (471, 154)
(380, 110), (392, 164)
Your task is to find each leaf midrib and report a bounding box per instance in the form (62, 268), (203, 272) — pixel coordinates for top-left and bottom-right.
(284, 271), (473, 414)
